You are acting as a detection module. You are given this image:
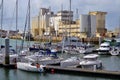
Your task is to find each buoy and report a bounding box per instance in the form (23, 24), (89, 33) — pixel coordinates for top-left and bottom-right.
(93, 65), (97, 71)
(51, 69), (55, 74)
(110, 48), (119, 56)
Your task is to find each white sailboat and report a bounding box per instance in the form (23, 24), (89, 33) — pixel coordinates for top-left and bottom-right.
(78, 43), (95, 54)
(0, 0), (20, 65)
(24, 49), (63, 65)
(60, 56), (80, 68)
(17, 62), (44, 72)
(16, 0), (45, 72)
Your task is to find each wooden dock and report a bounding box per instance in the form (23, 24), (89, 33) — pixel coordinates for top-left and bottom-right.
(45, 65), (120, 79)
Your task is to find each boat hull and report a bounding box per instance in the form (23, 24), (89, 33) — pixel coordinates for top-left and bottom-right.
(17, 62), (44, 72)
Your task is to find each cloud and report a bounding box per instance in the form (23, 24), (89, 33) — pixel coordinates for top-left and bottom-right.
(2, 0), (120, 17)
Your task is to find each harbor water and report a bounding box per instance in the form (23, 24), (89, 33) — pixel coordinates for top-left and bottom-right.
(1, 68), (119, 80)
(0, 38), (120, 80)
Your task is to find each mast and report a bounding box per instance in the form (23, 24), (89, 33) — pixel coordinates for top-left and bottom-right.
(76, 8), (78, 47)
(16, 0), (18, 53)
(0, 0), (3, 30)
(0, 0), (3, 46)
(118, 17), (120, 37)
(69, 0), (71, 37)
(16, 0), (18, 32)
(38, 15), (40, 42)
(20, 0), (30, 50)
(68, 0), (71, 53)
(49, 6), (51, 43)
(38, 15), (40, 35)
(28, 0), (31, 47)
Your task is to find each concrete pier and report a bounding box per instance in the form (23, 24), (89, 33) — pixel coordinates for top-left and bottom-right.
(45, 65), (120, 79)
(0, 37), (16, 69)
(4, 37), (10, 64)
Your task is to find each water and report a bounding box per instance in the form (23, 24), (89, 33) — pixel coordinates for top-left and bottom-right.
(0, 68), (119, 80)
(0, 38), (34, 49)
(0, 38), (120, 80)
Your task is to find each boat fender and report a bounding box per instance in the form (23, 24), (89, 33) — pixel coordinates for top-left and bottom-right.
(15, 63), (17, 68)
(36, 63), (40, 68)
(12, 58), (17, 63)
(51, 69), (55, 73)
(39, 68), (43, 72)
(100, 63), (102, 68)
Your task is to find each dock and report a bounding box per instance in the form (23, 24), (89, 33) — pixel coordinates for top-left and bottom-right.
(0, 62), (17, 69)
(44, 65), (120, 79)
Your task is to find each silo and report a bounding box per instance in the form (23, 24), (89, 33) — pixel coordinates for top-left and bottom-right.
(44, 13), (50, 28)
(80, 15), (89, 33)
(90, 15), (96, 37)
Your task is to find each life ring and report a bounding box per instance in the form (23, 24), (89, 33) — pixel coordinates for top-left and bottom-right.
(110, 47), (119, 56)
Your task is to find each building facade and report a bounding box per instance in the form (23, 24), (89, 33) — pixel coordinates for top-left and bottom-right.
(31, 8), (54, 37)
(80, 14), (96, 38)
(89, 11), (107, 37)
(31, 9), (107, 39)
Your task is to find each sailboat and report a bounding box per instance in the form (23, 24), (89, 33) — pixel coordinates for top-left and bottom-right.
(0, 0), (19, 65)
(63, 0), (82, 54)
(0, 0), (5, 50)
(16, 0), (45, 72)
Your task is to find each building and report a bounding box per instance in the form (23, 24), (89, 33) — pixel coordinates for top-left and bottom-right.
(31, 9), (107, 39)
(51, 10), (73, 36)
(58, 20), (80, 37)
(89, 11), (107, 37)
(31, 8), (54, 37)
(55, 10), (73, 22)
(80, 14), (96, 38)
(114, 27), (120, 37)
(58, 14), (96, 38)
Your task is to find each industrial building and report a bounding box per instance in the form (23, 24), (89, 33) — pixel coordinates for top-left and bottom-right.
(31, 8), (54, 37)
(80, 14), (96, 38)
(31, 8), (107, 39)
(89, 11), (107, 37)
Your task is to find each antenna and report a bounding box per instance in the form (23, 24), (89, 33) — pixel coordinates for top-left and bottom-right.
(61, 4), (63, 11)
(76, 8), (78, 20)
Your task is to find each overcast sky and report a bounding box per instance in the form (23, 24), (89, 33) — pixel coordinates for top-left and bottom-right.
(1, 0), (120, 31)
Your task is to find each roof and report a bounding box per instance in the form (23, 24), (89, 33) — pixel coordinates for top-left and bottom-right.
(57, 10), (73, 13)
(100, 42), (110, 46)
(83, 54), (99, 59)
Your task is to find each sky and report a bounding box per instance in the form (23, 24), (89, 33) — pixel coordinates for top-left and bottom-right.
(0, 0), (120, 32)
